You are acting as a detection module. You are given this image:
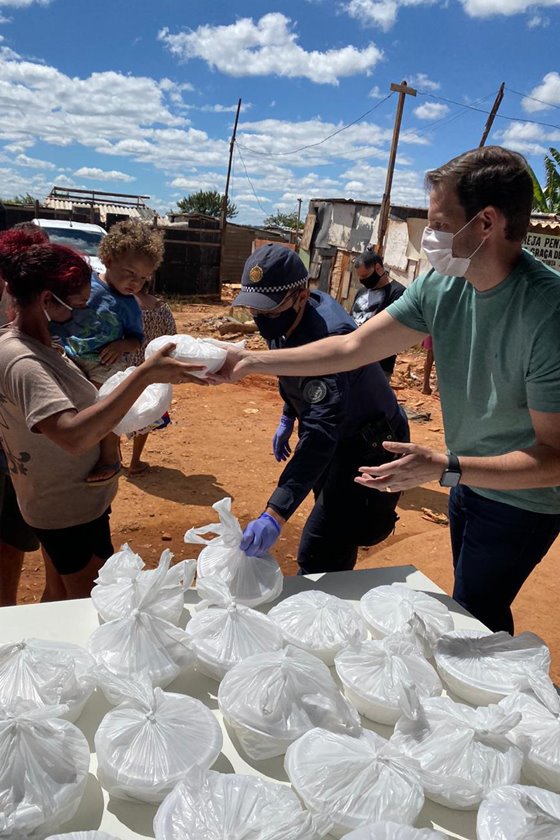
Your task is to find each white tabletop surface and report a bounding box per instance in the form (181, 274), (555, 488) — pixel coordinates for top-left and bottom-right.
(0, 565), (489, 840)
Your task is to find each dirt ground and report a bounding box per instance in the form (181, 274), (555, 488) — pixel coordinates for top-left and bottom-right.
(16, 292), (560, 682)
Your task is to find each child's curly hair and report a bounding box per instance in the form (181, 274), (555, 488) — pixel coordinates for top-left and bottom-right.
(98, 220), (165, 269)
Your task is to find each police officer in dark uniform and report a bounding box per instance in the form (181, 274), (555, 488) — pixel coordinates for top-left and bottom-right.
(233, 243), (409, 575)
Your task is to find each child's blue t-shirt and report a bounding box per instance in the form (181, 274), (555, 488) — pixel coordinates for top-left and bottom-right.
(50, 274), (144, 362)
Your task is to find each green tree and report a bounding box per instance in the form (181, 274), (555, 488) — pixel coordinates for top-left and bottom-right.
(263, 210), (300, 230)
(1, 192), (38, 205)
(529, 147), (560, 213)
(176, 190), (237, 219)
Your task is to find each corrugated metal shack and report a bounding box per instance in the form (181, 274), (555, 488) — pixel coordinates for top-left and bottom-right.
(158, 214), (221, 297)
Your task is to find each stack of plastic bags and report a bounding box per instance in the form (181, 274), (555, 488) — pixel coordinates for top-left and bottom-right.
(334, 636), (442, 724)
(360, 583), (453, 657)
(185, 577), (284, 680)
(434, 629), (552, 705)
(498, 686), (560, 790)
(285, 727), (424, 838)
(0, 638), (94, 722)
(218, 644), (361, 760)
(185, 497), (283, 607)
(145, 334), (242, 379)
(477, 784), (560, 839)
(153, 767), (319, 840)
(0, 702), (90, 839)
(94, 670), (222, 803)
(98, 368), (172, 436)
(340, 825), (445, 839)
(268, 590), (368, 665)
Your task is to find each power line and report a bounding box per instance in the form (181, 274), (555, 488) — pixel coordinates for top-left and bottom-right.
(408, 90), (498, 140)
(417, 90), (560, 131)
(234, 140), (268, 215)
(507, 86), (560, 113)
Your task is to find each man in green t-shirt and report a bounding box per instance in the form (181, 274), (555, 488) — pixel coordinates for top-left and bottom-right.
(214, 145), (560, 635)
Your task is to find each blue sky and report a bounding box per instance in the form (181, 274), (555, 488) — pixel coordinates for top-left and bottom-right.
(1, 0), (559, 224)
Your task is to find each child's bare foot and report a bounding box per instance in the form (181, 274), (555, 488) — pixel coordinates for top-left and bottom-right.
(128, 460), (149, 476)
(86, 461), (121, 484)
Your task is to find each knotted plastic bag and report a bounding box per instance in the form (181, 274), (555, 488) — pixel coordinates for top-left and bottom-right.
(0, 638), (95, 723)
(499, 687), (560, 791)
(94, 543), (144, 585)
(185, 577), (283, 680)
(477, 783), (560, 840)
(285, 727), (424, 839)
(153, 767), (320, 840)
(94, 670), (222, 803)
(434, 629), (552, 706)
(92, 548), (196, 625)
(360, 583), (453, 658)
(390, 693), (524, 809)
(218, 644), (361, 760)
(334, 635), (442, 725)
(268, 590), (368, 665)
(46, 834), (120, 840)
(98, 367), (172, 436)
(145, 334), (242, 379)
(340, 824), (445, 839)
(185, 497), (283, 607)
(0, 702), (90, 839)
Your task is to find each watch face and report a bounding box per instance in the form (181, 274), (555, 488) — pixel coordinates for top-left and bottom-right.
(440, 469), (461, 488)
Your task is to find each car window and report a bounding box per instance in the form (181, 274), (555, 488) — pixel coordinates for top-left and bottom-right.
(40, 227), (105, 256)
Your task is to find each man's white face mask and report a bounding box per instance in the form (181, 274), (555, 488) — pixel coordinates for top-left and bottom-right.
(421, 213), (485, 277)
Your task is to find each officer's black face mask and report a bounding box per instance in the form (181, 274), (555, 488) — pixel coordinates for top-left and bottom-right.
(254, 306), (298, 340)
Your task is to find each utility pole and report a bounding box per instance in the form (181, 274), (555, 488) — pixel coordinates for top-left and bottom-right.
(296, 198), (302, 250)
(376, 80), (417, 255)
(479, 82), (505, 147)
(220, 98), (242, 232)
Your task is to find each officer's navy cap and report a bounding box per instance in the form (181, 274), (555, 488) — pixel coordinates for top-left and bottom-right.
(233, 243), (309, 311)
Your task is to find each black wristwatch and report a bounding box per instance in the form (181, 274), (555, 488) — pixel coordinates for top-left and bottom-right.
(439, 453), (462, 488)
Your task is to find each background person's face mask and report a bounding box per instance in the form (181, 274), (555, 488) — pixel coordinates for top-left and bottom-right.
(421, 213), (485, 276)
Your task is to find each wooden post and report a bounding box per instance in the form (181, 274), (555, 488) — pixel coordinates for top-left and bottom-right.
(296, 198), (302, 250)
(220, 98), (242, 232)
(376, 81), (417, 256)
(479, 82), (505, 147)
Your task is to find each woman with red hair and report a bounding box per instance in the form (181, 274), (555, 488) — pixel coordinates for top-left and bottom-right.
(0, 230), (202, 600)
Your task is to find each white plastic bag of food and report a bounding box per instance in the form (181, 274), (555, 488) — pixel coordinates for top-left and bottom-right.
(46, 834), (120, 840)
(285, 728), (424, 839)
(98, 367), (172, 436)
(499, 688), (560, 791)
(94, 671), (222, 803)
(145, 334), (243, 379)
(268, 590), (368, 665)
(218, 644), (361, 760)
(87, 610), (194, 700)
(153, 767), (320, 840)
(340, 824), (445, 839)
(185, 497), (283, 607)
(477, 784), (560, 840)
(334, 636), (442, 724)
(92, 549), (196, 625)
(0, 702), (90, 839)
(390, 693), (523, 809)
(0, 639), (95, 723)
(360, 583), (453, 657)
(94, 543), (144, 585)
(434, 629), (551, 705)
(185, 577), (283, 680)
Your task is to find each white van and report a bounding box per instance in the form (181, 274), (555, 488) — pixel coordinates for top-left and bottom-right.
(32, 219), (106, 274)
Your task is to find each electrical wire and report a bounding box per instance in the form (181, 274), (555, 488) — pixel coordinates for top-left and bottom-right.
(234, 141), (268, 215)
(409, 90), (498, 140)
(507, 86), (560, 112)
(416, 90), (560, 131)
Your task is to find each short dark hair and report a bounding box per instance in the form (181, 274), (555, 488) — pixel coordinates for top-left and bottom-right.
(425, 146), (533, 242)
(354, 249), (384, 271)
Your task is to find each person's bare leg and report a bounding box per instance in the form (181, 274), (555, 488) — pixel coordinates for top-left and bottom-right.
(86, 432), (121, 483)
(129, 433), (150, 475)
(422, 348), (434, 395)
(41, 548), (67, 602)
(0, 541), (24, 606)
(62, 553), (106, 599)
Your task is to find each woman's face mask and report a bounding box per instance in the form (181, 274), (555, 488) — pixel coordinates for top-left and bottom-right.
(421, 213), (485, 276)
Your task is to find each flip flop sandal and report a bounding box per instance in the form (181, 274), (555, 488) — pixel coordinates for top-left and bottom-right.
(86, 461), (122, 485)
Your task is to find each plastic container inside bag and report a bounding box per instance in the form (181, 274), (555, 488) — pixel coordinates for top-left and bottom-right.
(285, 727), (424, 839)
(477, 783), (560, 840)
(268, 590), (368, 665)
(145, 334), (242, 379)
(340, 824), (445, 839)
(389, 693), (524, 810)
(153, 767), (319, 840)
(0, 702), (90, 839)
(499, 688), (560, 791)
(218, 644), (361, 760)
(434, 629), (551, 706)
(94, 671), (223, 803)
(0, 638), (95, 723)
(334, 636), (442, 725)
(185, 577), (284, 681)
(185, 497), (283, 607)
(98, 367), (172, 436)
(360, 583), (453, 657)
(92, 548), (196, 625)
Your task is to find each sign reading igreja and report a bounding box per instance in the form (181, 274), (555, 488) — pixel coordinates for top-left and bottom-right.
(524, 231), (560, 271)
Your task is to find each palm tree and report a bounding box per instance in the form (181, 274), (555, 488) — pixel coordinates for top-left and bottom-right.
(529, 147), (560, 213)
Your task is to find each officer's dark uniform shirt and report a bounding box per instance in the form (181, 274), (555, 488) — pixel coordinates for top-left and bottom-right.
(267, 290), (403, 521)
(350, 279), (406, 374)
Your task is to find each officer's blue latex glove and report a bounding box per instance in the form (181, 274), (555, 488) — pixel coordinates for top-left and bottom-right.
(272, 414), (295, 462)
(240, 512), (282, 557)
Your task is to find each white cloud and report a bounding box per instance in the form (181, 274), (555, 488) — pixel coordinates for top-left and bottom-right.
(15, 152), (55, 169)
(199, 102), (252, 113)
(528, 13), (550, 25)
(159, 13), (382, 85)
(460, 0), (560, 18)
(343, 0), (437, 32)
(341, 161), (428, 205)
(497, 120), (560, 156)
(413, 102), (450, 120)
(74, 166), (135, 183)
(522, 72), (560, 113)
(409, 72), (440, 91)
(0, 0), (51, 6)
(368, 85), (384, 99)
